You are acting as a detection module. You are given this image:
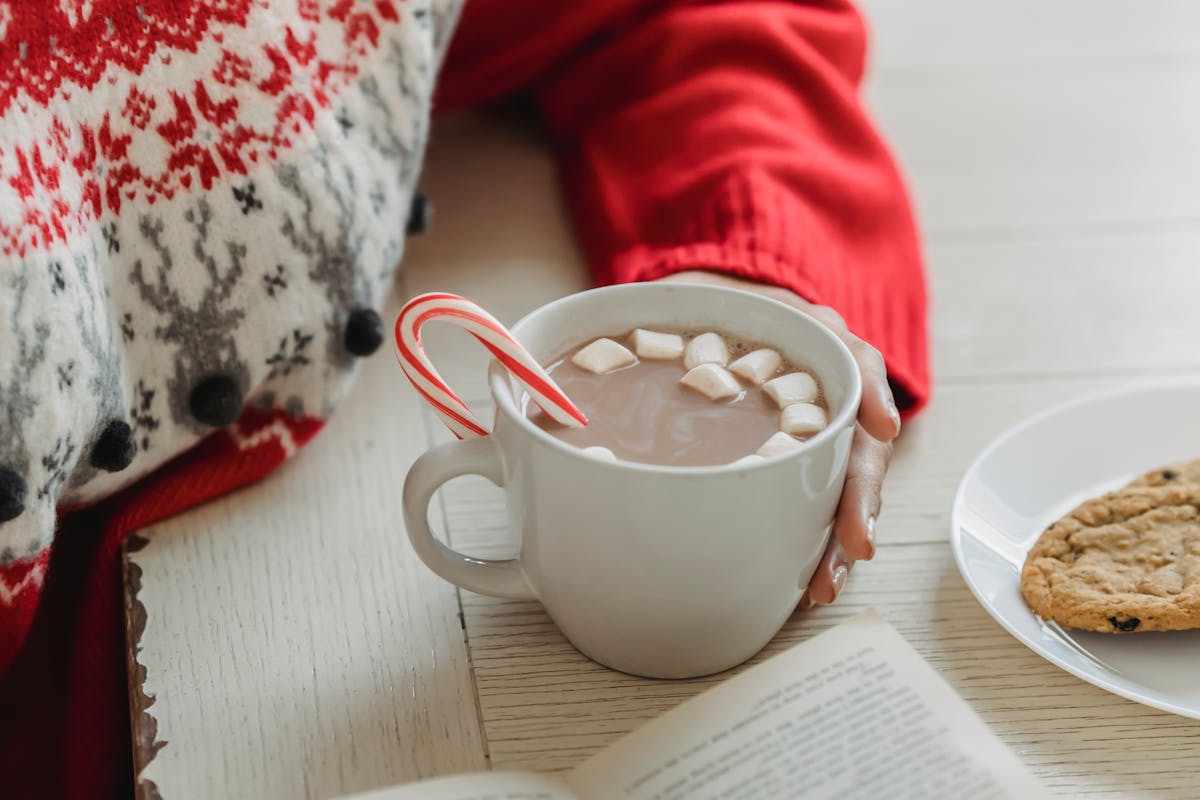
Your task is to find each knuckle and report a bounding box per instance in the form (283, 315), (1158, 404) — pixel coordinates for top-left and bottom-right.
(851, 422), (874, 448)
(849, 438), (892, 483)
(853, 339), (885, 366)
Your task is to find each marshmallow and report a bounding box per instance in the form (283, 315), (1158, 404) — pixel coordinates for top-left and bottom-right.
(729, 348), (782, 385)
(679, 363), (742, 401)
(572, 338), (637, 374)
(763, 372), (818, 409)
(757, 431), (804, 458)
(731, 454), (766, 467)
(780, 403), (827, 436)
(630, 329), (685, 360)
(683, 332), (730, 370)
(582, 446), (617, 462)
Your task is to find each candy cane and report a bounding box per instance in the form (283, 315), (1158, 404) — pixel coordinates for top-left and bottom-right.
(394, 293), (588, 439)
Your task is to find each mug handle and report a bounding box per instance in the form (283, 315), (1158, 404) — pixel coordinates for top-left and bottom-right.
(402, 436), (537, 599)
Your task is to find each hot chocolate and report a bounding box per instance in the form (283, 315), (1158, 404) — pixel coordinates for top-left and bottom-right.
(527, 329), (826, 466)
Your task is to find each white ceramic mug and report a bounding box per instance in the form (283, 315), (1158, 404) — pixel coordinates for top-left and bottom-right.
(402, 283), (861, 678)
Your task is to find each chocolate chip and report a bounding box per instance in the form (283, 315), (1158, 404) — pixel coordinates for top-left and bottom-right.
(1108, 616), (1141, 632)
(90, 419), (137, 472)
(344, 307), (383, 356)
(189, 374), (243, 427)
(1162, 469), (1179, 481)
(0, 467), (26, 523)
(406, 192), (431, 235)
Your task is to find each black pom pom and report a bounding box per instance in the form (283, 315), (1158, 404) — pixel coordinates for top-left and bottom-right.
(91, 419), (137, 472)
(344, 307), (384, 356)
(0, 467), (26, 523)
(406, 192), (430, 236)
(189, 374), (243, 427)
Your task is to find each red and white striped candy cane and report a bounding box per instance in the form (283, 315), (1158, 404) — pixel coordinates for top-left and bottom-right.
(393, 293), (588, 439)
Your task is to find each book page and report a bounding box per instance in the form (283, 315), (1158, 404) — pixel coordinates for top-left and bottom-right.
(337, 770), (576, 800)
(568, 611), (1046, 800)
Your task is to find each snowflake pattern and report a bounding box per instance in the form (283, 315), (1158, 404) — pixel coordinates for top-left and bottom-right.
(48, 260), (66, 293)
(102, 221), (120, 253)
(56, 360), (75, 391)
(121, 87), (156, 130)
(130, 379), (160, 452)
(265, 328), (314, 379)
(232, 182), (262, 214)
(0, 0), (402, 257)
(262, 263), (288, 297)
(0, 0), (461, 577)
(213, 49), (253, 86)
(37, 435), (76, 500)
(0, 1), (254, 115)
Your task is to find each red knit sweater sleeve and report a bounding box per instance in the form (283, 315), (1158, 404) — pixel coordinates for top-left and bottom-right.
(438, 0), (929, 413)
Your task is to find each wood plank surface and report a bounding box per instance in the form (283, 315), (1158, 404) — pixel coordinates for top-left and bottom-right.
(869, 66), (1200, 236)
(458, 544), (1200, 799)
(431, 3), (1200, 796)
(124, 111), (583, 800)
(864, 0), (1200, 68)
(127, 3), (1200, 798)
(928, 233), (1200, 381)
(126, 284), (488, 799)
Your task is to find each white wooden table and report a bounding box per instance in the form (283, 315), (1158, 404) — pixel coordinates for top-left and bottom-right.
(125, 3), (1200, 797)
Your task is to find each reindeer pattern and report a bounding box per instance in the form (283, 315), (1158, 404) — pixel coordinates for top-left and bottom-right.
(0, 0), (459, 559)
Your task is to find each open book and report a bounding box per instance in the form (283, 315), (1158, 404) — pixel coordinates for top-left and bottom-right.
(343, 612), (1046, 800)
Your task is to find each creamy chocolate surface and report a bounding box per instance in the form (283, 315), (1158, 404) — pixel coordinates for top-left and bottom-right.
(527, 331), (825, 466)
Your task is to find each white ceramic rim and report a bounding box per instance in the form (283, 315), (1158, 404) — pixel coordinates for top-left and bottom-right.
(950, 378), (1200, 720)
(488, 283), (863, 476)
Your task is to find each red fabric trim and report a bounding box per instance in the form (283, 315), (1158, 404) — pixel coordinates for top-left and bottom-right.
(0, 409), (323, 799)
(440, 0), (930, 413)
(0, 549), (50, 671)
(4, 2), (931, 797)
(64, 408), (323, 798)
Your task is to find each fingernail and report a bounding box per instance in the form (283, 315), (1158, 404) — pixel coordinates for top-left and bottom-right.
(831, 565), (849, 597)
(865, 515), (877, 559)
(887, 398), (902, 436)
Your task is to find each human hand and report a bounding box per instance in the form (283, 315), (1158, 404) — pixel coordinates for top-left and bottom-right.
(654, 271), (900, 606)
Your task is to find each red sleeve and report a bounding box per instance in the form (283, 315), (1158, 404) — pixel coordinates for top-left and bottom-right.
(438, 0), (929, 414)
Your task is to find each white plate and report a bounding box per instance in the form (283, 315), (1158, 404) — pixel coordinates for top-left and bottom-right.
(952, 381), (1200, 719)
